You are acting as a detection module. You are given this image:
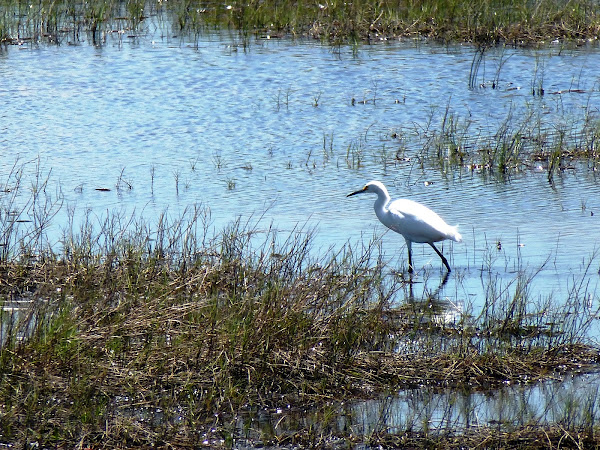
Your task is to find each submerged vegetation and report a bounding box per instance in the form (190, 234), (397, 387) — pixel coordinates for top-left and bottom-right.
(2, 0), (600, 45)
(1, 169), (600, 447)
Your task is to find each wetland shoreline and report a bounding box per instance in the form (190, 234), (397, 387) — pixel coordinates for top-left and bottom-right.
(2, 0), (600, 46)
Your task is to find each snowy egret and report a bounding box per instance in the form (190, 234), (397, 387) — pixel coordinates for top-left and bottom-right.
(347, 180), (462, 273)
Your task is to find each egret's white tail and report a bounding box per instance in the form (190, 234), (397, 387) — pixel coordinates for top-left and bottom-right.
(450, 225), (462, 243)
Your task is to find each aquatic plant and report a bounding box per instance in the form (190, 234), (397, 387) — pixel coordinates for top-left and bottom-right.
(381, 98), (600, 179)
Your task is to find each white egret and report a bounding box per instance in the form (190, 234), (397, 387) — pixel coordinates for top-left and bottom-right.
(347, 180), (462, 273)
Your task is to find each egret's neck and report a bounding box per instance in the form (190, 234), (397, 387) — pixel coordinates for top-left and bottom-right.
(373, 190), (390, 222)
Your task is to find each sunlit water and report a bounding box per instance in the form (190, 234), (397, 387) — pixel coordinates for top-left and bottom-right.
(351, 371), (600, 434)
(2, 23), (600, 440)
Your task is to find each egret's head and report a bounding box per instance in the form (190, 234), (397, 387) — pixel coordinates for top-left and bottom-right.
(347, 180), (386, 197)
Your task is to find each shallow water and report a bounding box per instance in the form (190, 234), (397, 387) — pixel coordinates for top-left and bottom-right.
(3, 23), (600, 440)
(234, 371), (600, 442)
(351, 371), (600, 434)
(3, 32), (600, 306)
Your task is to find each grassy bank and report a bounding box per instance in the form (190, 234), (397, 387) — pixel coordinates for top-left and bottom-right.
(1, 195), (600, 447)
(2, 0), (600, 45)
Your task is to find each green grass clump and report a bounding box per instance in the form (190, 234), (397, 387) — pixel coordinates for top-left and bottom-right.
(388, 100), (600, 179)
(0, 212), (398, 446)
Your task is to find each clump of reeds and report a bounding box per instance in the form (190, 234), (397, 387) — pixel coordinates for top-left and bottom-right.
(391, 99), (600, 178)
(0, 0), (148, 45)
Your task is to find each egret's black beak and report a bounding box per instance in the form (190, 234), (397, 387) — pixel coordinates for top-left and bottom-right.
(347, 186), (366, 197)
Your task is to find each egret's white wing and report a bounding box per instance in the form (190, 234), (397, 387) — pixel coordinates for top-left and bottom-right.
(385, 199), (461, 243)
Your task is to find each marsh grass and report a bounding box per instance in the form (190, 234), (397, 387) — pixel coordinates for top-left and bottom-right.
(0, 0), (146, 45)
(1, 171), (600, 447)
(166, 0), (600, 45)
(385, 98), (600, 179)
(3, 0), (600, 45)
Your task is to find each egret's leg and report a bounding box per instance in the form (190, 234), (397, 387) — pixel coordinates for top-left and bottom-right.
(406, 240), (414, 273)
(429, 243), (451, 272)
